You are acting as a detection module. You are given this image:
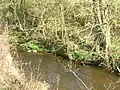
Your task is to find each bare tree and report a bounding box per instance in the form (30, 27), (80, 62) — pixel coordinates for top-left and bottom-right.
(92, 0), (111, 67)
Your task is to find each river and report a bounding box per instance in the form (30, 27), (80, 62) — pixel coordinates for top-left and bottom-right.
(18, 51), (120, 90)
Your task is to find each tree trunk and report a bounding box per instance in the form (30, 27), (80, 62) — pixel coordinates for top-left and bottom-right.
(92, 0), (111, 67)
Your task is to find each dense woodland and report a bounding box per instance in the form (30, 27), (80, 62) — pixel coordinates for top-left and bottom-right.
(0, 0), (120, 70)
(0, 0), (120, 90)
(1, 0), (120, 70)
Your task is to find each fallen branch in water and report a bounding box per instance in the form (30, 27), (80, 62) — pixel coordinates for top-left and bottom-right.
(70, 70), (90, 90)
(57, 59), (90, 90)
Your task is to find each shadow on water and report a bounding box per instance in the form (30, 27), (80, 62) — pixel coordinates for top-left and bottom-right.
(18, 51), (120, 90)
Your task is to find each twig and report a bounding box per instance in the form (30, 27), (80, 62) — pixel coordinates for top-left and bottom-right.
(71, 71), (90, 90)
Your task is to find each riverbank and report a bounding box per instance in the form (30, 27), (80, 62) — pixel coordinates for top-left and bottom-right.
(0, 32), (49, 90)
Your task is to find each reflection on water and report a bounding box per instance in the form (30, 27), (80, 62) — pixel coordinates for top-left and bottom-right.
(18, 51), (120, 90)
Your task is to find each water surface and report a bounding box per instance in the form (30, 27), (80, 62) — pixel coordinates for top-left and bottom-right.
(18, 51), (120, 90)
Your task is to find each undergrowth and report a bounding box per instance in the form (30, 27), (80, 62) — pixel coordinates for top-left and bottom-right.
(0, 32), (49, 90)
(0, 0), (120, 71)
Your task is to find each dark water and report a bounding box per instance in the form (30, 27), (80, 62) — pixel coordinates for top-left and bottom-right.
(18, 51), (120, 90)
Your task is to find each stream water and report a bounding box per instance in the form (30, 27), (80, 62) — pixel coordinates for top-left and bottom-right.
(18, 51), (120, 90)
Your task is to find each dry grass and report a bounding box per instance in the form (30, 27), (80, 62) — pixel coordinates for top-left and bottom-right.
(0, 32), (49, 90)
